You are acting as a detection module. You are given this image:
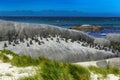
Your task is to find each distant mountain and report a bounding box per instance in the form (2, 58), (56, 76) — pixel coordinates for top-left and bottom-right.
(0, 10), (119, 17)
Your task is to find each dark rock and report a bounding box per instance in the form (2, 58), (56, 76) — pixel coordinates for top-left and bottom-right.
(70, 24), (102, 32)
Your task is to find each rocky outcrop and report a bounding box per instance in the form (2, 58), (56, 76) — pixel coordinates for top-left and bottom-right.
(70, 24), (102, 32)
(96, 60), (108, 68)
(0, 20), (117, 62)
(106, 34), (120, 52)
(106, 34), (120, 43)
(0, 20), (94, 43)
(94, 38), (111, 46)
(108, 58), (120, 70)
(96, 58), (120, 70)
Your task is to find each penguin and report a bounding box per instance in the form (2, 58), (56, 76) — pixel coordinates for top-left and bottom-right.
(46, 38), (49, 41)
(3, 42), (8, 48)
(41, 41), (45, 44)
(38, 41), (41, 45)
(29, 40), (33, 45)
(27, 43), (30, 47)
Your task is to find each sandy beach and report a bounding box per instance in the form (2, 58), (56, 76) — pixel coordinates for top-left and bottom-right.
(0, 60), (36, 80)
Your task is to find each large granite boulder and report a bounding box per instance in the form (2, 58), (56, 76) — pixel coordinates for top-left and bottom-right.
(0, 20), (117, 62)
(106, 34), (120, 43)
(96, 58), (120, 70)
(0, 20), (94, 43)
(96, 60), (108, 68)
(108, 58), (120, 70)
(94, 38), (111, 46)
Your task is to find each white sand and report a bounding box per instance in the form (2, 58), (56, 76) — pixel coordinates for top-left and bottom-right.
(74, 60), (120, 80)
(74, 61), (98, 67)
(0, 61), (36, 80)
(0, 59), (120, 80)
(90, 73), (120, 80)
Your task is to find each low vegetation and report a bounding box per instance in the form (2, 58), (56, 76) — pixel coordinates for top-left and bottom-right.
(0, 49), (42, 67)
(0, 49), (90, 80)
(0, 49), (120, 80)
(0, 53), (9, 62)
(5, 73), (13, 76)
(88, 66), (120, 77)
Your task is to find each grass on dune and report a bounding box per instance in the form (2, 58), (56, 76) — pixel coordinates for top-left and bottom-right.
(0, 49), (17, 56)
(0, 49), (43, 67)
(0, 49), (90, 80)
(18, 75), (38, 80)
(19, 59), (90, 80)
(88, 66), (120, 77)
(38, 60), (90, 80)
(11, 55), (42, 67)
(0, 53), (9, 62)
(0, 49), (120, 80)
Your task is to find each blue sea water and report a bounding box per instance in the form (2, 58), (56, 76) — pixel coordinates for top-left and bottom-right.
(0, 16), (120, 37)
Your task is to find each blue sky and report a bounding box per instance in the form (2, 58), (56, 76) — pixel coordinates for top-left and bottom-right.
(0, 0), (120, 13)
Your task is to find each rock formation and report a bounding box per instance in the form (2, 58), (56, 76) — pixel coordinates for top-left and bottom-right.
(94, 38), (111, 46)
(106, 33), (120, 43)
(0, 20), (118, 62)
(96, 58), (120, 70)
(70, 24), (102, 32)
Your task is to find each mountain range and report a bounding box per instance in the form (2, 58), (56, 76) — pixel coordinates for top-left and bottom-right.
(0, 10), (119, 17)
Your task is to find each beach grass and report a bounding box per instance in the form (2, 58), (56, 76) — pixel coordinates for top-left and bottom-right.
(5, 73), (13, 76)
(0, 49), (90, 80)
(18, 75), (38, 80)
(19, 59), (90, 80)
(0, 49), (120, 80)
(88, 66), (120, 77)
(38, 60), (90, 80)
(0, 49), (17, 56)
(11, 55), (41, 67)
(0, 53), (9, 62)
(0, 49), (43, 67)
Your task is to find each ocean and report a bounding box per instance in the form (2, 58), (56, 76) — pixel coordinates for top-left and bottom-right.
(0, 16), (120, 37)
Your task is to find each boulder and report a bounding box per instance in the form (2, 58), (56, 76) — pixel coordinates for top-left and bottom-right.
(0, 20), (116, 62)
(70, 24), (102, 32)
(0, 20), (94, 43)
(96, 60), (108, 68)
(106, 34), (120, 43)
(94, 38), (111, 46)
(108, 58), (120, 70)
